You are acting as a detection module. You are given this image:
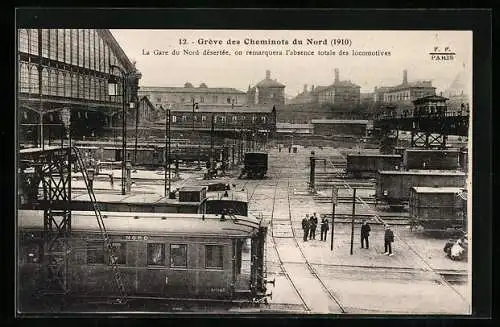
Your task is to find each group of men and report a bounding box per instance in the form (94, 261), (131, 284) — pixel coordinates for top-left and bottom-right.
(301, 214), (396, 256)
(301, 213), (330, 241)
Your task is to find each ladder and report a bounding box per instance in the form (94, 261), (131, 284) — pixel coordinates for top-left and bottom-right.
(72, 147), (127, 304)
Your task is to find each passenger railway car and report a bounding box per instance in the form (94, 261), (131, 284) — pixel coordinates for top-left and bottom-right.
(18, 211), (268, 308)
(77, 144), (227, 168)
(346, 154), (402, 178)
(409, 187), (467, 231)
(375, 170), (466, 205)
(239, 152), (268, 179)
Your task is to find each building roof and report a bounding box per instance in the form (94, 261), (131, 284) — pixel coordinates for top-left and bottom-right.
(256, 78), (285, 88)
(333, 80), (361, 88)
(347, 154), (401, 158)
(276, 123), (313, 129)
(167, 105), (276, 113)
(311, 119), (369, 124)
(139, 86), (246, 94)
(412, 95), (449, 105)
(379, 170), (465, 176)
(411, 186), (465, 194)
(18, 210), (260, 238)
(405, 148), (459, 153)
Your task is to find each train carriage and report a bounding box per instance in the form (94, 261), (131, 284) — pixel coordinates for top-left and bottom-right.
(376, 170), (466, 205)
(18, 210), (269, 309)
(346, 154), (402, 178)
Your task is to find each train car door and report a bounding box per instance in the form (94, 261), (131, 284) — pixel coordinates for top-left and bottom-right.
(115, 149), (122, 162)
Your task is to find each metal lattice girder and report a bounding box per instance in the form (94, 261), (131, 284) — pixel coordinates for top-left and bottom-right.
(19, 147), (73, 294)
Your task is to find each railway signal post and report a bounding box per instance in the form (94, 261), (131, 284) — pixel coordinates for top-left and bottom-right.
(331, 184), (338, 251)
(350, 188), (356, 255)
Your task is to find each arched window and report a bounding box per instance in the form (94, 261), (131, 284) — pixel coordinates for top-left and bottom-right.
(64, 72), (71, 97)
(71, 74), (78, 98)
(18, 29), (29, 53)
(19, 63), (29, 93)
(29, 29), (39, 55)
(41, 29), (49, 58)
(41, 67), (49, 95)
(49, 69), (58, 96)
(64, 29), (71, 64)
(78, 75), (84, 98)
(49, 29), (57, 60)
(30, 64), (39, 94)
(57, 70), (64, 96)
(90, 77), (95, 100)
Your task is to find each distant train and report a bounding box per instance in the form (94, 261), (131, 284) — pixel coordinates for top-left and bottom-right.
(18, 210), (269, 309)
(239, 152), (268, 179)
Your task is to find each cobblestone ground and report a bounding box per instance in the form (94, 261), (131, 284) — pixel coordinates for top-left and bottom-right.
(245, 146), (471, 314)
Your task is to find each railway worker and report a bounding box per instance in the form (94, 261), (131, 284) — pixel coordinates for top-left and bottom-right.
(360, 220), (371, 249)
(109, 172), (114, 189)
(309, 213), (318, 240)
(320, 216), (329, 241)
(302, 214), (310, 241)
(383, 224), (395, 256)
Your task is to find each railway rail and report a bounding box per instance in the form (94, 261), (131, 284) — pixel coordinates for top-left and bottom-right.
(266, 167), (346, 314)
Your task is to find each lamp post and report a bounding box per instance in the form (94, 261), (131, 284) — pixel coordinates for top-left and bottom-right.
(108, 65), (127, 195)
(163, 105), (172, 197)
(192, 99), (199, 132)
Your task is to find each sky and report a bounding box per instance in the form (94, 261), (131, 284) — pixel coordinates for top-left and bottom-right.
(111, 30), (472, 96)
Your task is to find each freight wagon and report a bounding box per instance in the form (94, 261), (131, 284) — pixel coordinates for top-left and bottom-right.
(239, 152), (268, 179)
(18, 210), (269, 311)
(376, 170), (466, 205)
(346, 154), (402, 178)
(409, 186), (467, 232)
(403, 149), (460, 170)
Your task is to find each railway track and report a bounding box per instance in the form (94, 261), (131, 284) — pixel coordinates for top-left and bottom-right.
(266, 168), (346, 314)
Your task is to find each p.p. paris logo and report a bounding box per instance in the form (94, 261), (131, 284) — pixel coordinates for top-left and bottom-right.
(429, 46), (455, 61)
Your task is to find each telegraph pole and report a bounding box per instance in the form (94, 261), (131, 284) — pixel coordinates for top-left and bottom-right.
(350, 188), (356, 255)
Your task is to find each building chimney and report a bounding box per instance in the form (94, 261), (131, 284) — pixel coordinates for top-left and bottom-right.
(266, 70), (271, 79)
(334, 69), (340, 83)
(303, 84), (308, 93)
(403, 69), (408, 85)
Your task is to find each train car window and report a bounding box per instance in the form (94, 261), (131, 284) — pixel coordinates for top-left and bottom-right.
(205, 245), (223, 269)
(110, 242), (127, 265)
(87, 241), (106, 264)
(147, 243), (165, 266)
(170, 244), (187, 268)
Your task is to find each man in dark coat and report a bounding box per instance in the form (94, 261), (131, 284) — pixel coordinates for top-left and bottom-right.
(384, 224), (395, 256)
(320, 216), (329, 241)
(361, 220), (371, 249)
(302, 214), (310, 242)
(309, 213), (318, 240)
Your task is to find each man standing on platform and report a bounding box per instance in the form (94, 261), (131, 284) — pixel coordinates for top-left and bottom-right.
(320, 215), (329, 241)
(361, 219), (371, 249)
(384, 224), (395, 256)
(302, 214), (310, 242)
(309, 212), (318, 240)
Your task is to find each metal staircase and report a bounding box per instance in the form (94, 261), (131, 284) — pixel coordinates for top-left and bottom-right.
(72, 147), (127, 304)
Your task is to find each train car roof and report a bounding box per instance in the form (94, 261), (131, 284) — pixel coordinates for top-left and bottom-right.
(411, 186), (465, 193)
(347, 154), (401, 158)
(378, 170), (466, 176)
(18, 211), (261, 238)
(404, 148), (460, 153)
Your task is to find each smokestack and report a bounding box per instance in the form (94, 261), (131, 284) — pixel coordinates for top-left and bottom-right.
(403, 69), (408, 85)
(266, 70), (271, 79)
(303, 84), (308, 93)
(334, 69), (339, 83)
